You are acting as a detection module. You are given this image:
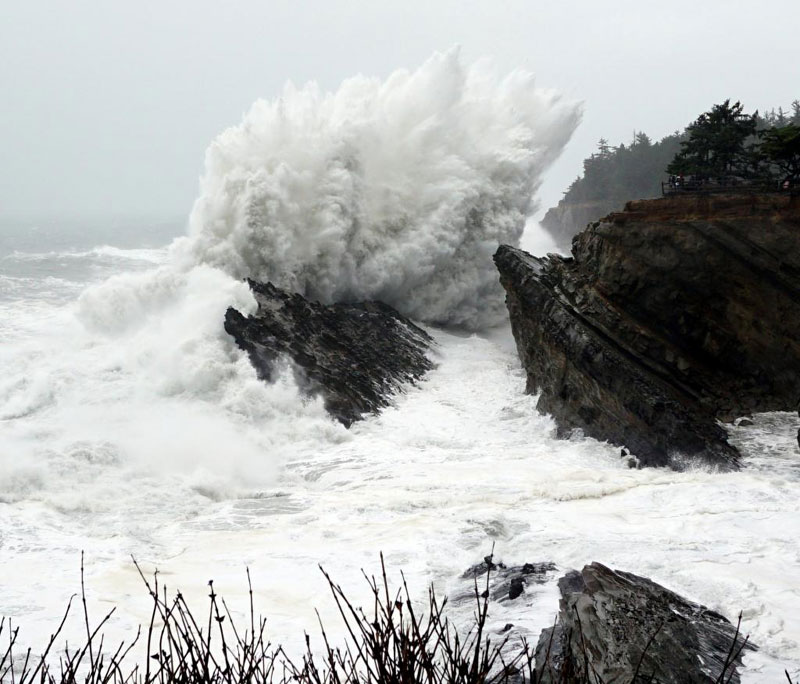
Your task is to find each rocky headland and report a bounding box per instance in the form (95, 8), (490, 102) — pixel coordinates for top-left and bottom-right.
(496, 192), (800, 468)
(225, 280), (434, 426)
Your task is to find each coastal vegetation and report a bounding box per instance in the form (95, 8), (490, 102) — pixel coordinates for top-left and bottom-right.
(667, 100), (800, 185)
(0, 555), (762, 683)
(541, 100), (800, 246)
(1, 556), (534, 684)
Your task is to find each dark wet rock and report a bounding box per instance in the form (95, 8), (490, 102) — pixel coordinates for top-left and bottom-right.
(534, 562), (755, 684)
(224, 280), (434, 426)
(462, 555), (506, 579)
(495, 193), (800, 468)
(737, 418), (755, 427)
(457, 559), (557, 605)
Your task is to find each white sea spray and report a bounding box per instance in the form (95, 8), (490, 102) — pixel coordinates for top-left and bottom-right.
(186, 49), (580, 328)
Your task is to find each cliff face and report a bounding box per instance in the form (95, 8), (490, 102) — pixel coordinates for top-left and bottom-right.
(495, 193), (800, 468)
(540, 199), (620, 251)
(225, 280), (434, 426)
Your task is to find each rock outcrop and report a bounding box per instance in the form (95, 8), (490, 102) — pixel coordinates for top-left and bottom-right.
(534, 563), (754, 683)
(225, 280), (434, 426)
(495, 192), (800, 468)
(540, 199), (619, 252)
(457, 556), (558, 605)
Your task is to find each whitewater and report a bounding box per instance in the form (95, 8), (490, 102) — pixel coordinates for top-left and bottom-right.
(1, 52), (799, 682)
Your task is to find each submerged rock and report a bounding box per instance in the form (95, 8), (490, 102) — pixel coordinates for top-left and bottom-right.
(495, 193), (800, 468)
(534, 563), (754, 684)
(458, 557), (558, 604)
(225, 280), (434, 426)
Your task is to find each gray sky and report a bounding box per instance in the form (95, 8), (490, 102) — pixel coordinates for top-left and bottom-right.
(2, 0), (798, 222)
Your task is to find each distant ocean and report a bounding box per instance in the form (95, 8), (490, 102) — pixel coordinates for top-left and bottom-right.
(0, 217), (181, 304)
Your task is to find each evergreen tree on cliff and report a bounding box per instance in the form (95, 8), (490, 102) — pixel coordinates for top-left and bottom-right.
(667, 100), (757, 178)
(759, 123), (800, 185)
(541, 98), (797, 250)
(540, 131), (683, 248)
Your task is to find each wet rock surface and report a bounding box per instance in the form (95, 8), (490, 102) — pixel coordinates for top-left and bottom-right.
(495, 193), (800, 468)
(534, 562), (754, 684)
(225, 280), (434, 426)
(457, 557), (558, 605)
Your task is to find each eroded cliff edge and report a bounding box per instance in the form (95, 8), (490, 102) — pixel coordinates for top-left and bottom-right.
(495, 193), (800, 468)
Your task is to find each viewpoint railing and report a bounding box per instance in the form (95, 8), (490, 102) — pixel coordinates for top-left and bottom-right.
(662, 178), (793, 196)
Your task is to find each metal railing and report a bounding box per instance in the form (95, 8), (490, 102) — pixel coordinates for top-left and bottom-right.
(662, 178), (792, 196)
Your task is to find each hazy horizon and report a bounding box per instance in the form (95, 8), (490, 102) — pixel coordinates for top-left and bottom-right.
(2, 0), (798, 223)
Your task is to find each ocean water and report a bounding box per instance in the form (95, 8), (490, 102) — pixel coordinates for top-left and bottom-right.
(1, 51), (799, 682)
(0, 217), (798, 681)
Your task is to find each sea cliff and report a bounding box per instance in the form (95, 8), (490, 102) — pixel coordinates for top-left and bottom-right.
(496, 192), (800, 467)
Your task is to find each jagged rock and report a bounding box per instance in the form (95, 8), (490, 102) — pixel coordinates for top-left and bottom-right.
(534, 563), (754, 684)
(495, 193), (800, 468)
(224, 280), (434, 426)
(457, 558), (557, 605)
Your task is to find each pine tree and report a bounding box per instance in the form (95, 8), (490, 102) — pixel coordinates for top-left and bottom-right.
(759, 124), (800, 185)
(667, 100), (757, 178)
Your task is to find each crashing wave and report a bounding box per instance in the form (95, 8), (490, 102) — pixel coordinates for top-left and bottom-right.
(186, 49), (580, 329)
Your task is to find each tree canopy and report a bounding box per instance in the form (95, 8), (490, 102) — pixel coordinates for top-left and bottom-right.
(559, 131), (684, 207)
(759, 123), (800, 184)
(666, 100), (800, 183)
(541, 99), (799, 246)
(666, 100), (756, 178)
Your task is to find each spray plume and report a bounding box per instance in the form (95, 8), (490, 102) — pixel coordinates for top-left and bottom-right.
(187, 49), (580, 328)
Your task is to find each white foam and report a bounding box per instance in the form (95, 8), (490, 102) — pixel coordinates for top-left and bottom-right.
(1, 318), (799, 681)
(2, 245), (168, 264)
(0, 52), (797, 682)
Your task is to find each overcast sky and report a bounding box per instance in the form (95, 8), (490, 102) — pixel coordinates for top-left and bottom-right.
(1, 0), (798, 222)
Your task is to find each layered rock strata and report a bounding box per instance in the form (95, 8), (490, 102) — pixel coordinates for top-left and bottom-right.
(534, 563), (754, 683)
(495, 193), (800, 468)
(225, 280), (434, 426)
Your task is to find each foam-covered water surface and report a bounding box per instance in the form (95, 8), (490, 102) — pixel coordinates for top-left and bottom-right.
(1, 290), (798, 681)
(1, 53), (798, 682)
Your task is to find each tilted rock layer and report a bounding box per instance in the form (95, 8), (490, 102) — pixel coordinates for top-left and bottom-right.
(534, 563), (753, 683)
(225, 280), (434, 426)
(495, 193), (800, 468)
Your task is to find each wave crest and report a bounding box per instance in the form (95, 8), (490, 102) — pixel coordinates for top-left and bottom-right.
(187, 49), (580, 328)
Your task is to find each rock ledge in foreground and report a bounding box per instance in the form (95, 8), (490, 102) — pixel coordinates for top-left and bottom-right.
(535, 562), (754, 683)
(225, 280), (434, 426)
